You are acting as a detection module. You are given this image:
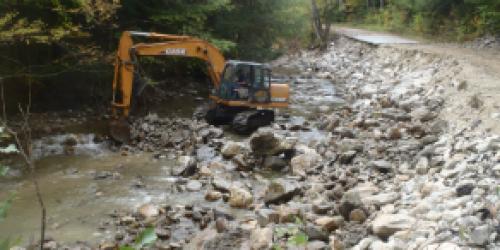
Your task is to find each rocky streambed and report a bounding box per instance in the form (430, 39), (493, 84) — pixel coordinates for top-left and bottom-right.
(2, 35), (499, 249)
(91, 36), (499, 249)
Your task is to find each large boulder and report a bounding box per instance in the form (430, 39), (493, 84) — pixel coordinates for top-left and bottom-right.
(371, 214), (416, 238)
(250, 129), (287, 156)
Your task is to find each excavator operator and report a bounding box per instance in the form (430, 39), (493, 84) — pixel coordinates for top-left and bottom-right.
(235, 68), (249, 99)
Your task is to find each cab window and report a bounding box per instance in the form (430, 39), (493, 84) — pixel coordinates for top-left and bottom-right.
(222, 65), (236, 83)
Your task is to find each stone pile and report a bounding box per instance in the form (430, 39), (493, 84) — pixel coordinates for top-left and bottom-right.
(95, 36), (499, 250)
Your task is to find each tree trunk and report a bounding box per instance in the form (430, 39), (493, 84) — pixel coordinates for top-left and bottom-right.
(311, 0), (323, 43)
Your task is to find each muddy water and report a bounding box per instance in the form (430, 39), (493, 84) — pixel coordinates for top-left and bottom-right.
(0, 77), (343, 245)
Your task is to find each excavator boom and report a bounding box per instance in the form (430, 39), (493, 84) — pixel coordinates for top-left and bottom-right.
(111, 31), (225, 118)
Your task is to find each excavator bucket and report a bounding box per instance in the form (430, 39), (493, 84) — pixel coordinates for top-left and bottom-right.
(109, 119), (131, 144)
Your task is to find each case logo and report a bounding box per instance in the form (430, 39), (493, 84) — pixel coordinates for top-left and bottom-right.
(164, 48), (186, 55)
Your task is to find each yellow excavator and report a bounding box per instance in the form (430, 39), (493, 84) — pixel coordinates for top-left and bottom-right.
(110, 31), (289, 143)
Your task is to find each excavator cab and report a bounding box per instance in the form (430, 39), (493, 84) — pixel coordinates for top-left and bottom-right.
(218, 61), (271, 103)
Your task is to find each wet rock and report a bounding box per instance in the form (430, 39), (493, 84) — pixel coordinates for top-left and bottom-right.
(249, 129), (284, 155)
(262, 156), (287, 171)
(173, 155), (197, 176)
(264, 179), (302, 205)
(229, 187), (253, 208)
(62, 134), (78, 146)
(138, 203), (159, 219)
(233, 154), (251, 171)
(314, 216), (344, 232)
(349, 209), (367, 223)
(156, 228), (171, 240)
(305, 224), (329, 241)
(186, 180), (202, 192)
(456, 183), (474, 196)
(291, 151), (321, 176)
(339, 150), (357, 164)
(256, 208), (279, 226)
(216, 217), (226, 233)
(371, 214), (416, 238)
(93, 171), (113, 180)
(213, 176), (232, 192)
(221, 141), (245, 158)
(250, 227), (273, 250)
(205, 191), (222, 201)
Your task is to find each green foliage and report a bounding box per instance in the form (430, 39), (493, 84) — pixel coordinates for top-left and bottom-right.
(0, 193), (14, 222)
(120, 227), (157, 250)
(0, 237), (21, 250)
(343, 0), (500, 40)
(135, 227), (157, 247)
(287, 232), (308, 246)
(0, 166), (8, 176)
(274, 216), (309, 247)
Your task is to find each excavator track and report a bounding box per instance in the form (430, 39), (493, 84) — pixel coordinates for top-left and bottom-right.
(232, 110), (275, 134)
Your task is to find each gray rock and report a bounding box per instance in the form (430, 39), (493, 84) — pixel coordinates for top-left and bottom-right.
(415, 157), (429, 175)
(305, 223), (329, 241)
(250, 129), (284, 156)
(221, 141), (245, 158)
(173, 155), (197, 176)
(228, 187), (253, 208)
(256, 208), (279, 226)
(456, 183), (474, 197)
(369, 160), (393, 173)
(291, 152), (322, 176)
(186, 180), (202, 192)
(339, 150), (357, 164)
(264, 179), (302, 205)
(262, 156), (287, 171)
(250, 227), (273, 250)
(339, 190), (363, 219)
(470, 225), (490, 246)
(213, 176), (232, 192)
(371, 214), (416, 238)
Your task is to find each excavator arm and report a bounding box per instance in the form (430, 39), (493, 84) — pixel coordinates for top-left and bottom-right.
(111, 31), (226, 118)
